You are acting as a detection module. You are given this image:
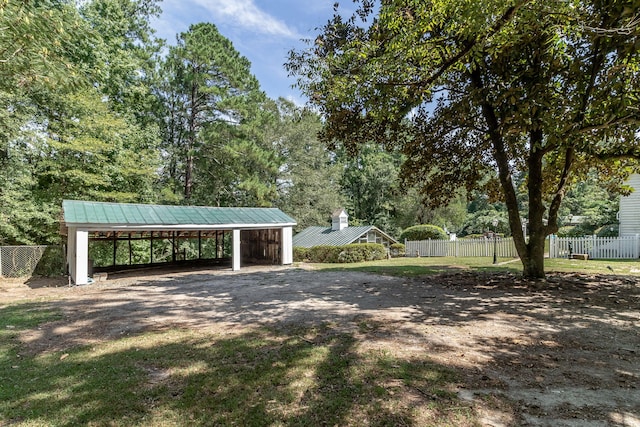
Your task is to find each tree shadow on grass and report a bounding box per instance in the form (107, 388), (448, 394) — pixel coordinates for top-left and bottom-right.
(0, 306), (477, 426)
(2, 268), (639, 425)
(318, 261), (523, 277)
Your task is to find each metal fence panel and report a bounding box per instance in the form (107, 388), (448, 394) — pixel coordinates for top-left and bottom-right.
(0, 246), (48, 278)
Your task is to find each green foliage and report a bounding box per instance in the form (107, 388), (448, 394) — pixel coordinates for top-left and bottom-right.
(595, 224), (619, 238)
(293, 247), (310, 262)
(308, 245), (341, 263)
(460, 205), (509, 237)
(273, 100), (346, 231)
(194, 102), (281, 207)
(0, 0), (91, 93)
(32, 246), (66, 277)
(4, 0), (632, 261)
(79, 0), (162, 118)
(303, 243), (387, 263)
(462, 234), (488, 239)
(557, 225), (593, 237)
(288, 0), (640, 279)
(399, 225), (447, 242)
(0, 0), (160, 245)
(159, 22), (269, 203)
(337, 144), (403, 235)
(337, 244), (387, 263)
(0, 0), (466, 247)
(389, 243), (405, 258)
(86, 237), (227, 268)
(560, 176), (620, 230)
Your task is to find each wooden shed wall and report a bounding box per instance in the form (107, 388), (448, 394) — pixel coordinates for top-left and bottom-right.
(241, 229), (282, 265)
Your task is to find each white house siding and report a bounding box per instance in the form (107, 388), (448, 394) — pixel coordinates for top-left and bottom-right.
(619, 174), (640, 236)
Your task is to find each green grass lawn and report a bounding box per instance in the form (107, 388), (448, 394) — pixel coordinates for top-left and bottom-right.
(304, 256), (640, 277)
(2, 256), (638, 425)
(0, 304), (476, 426)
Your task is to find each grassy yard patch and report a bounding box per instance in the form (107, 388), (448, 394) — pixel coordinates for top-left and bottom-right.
(0, 303), (479, 426)
(305, 257), (521, 276)
(302, 256), (640, 277)
(543, 258), (640, 275)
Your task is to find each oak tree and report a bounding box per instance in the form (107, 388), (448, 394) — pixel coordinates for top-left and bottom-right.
(287, 0), (640, 278)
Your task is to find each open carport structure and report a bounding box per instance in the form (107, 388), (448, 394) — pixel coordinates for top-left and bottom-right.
(62, 200), (296, 285)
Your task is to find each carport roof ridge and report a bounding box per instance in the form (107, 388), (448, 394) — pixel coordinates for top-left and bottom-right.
(62, 200), (296, 228)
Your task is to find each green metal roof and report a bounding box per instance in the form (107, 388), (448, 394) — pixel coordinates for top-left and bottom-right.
(63, 200), (296, 228)
(293, 226), (396, 248)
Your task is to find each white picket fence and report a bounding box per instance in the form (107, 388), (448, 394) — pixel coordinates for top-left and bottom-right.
(405, 237), (518, 258)
(549, 235), (640, 259)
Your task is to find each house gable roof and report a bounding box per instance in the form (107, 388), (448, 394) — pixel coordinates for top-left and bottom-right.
(293, 225), (397, 248)
(62, 200), (296, 230)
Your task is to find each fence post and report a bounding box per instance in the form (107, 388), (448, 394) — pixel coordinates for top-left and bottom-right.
(0, 246), (3, 277)
(617, 236), (620, 259)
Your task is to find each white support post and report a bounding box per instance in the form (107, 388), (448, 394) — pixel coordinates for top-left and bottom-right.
(281, 226), (293, 265)
(67, 227), (76, 283)
(69, 228), (89, 285)
(232, 229), (241, 271)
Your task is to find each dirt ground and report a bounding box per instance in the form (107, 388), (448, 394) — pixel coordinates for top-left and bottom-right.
(1, 264), (639, 426)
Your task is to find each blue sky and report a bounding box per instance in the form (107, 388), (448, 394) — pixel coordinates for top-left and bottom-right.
(151, 0), (347, 104)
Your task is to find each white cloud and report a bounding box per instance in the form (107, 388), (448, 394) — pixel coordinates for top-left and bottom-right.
(190, 0), (300, 38)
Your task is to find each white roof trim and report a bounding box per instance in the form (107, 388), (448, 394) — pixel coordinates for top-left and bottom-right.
(66, 223), (297, 231)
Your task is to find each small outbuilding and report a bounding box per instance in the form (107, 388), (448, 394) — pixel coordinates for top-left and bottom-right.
(293, 208), (397, 249)
(62, 200), (296, 285)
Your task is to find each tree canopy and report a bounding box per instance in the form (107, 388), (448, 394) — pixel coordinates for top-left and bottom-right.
(1, 0), (633, 258)
(287, 0), (640, 278)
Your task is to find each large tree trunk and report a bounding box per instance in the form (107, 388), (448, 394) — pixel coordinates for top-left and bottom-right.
(522, 130), (547, 279)
(472, 68), (548, 279)
(522, 231), (546, 279)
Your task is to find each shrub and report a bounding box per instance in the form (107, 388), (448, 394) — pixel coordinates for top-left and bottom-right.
(293, 247), (310, 262)
(462, 233), (486, 239)
(33, 245), (66, 277)
(389, 243), (405, 257)
(557, 225), (596, 237)
(308, 245), (341, 263)
(301, 243), (387, 263)
(399, 224), (447, 242)
(595, 224), (619, 237)
(337, 244), (387, 263)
